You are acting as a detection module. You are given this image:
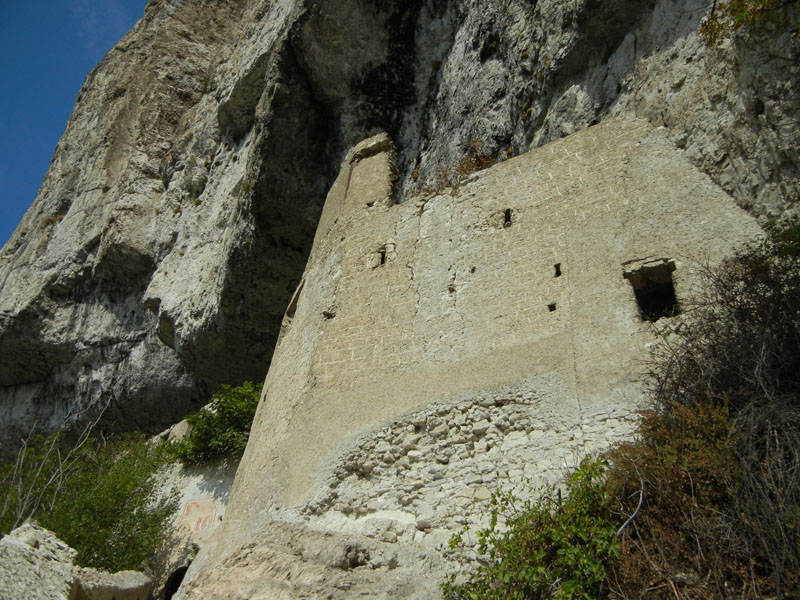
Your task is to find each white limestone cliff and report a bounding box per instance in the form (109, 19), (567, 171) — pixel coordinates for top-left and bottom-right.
(1, 1), (797, 597)
(1, 0), (796, 444)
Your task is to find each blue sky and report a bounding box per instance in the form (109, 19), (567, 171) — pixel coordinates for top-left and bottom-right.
(0, 1), (146, 247)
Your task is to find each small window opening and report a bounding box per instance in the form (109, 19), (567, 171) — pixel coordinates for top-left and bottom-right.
(371, 243), (394, 268)
(503, 208), (512, 227)
(623, 259), (680, 322)
(547, 302), (557, 312)
(554, 263), (562, 277)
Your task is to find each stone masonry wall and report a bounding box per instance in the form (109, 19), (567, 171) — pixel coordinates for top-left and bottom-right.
(177, 117), (763, 599)
(305, 383), (637, 551)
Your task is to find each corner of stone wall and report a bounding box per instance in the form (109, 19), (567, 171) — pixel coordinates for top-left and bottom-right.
(311, 132), (398, 255)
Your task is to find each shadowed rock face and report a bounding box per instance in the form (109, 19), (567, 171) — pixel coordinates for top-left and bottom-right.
(0, 0), (797, 444)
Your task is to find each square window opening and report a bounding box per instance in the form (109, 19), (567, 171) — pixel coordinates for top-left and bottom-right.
(624, 259), (680, 322)
(371, 243), (395, 268)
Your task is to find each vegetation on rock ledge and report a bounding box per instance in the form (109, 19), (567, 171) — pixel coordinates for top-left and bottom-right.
(172, 380), (262, 463)
(701, 0), (799, 49)
(0, 381), (264, 573)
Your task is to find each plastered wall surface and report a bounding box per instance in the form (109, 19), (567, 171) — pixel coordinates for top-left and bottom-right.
(177, 117), (763, 598)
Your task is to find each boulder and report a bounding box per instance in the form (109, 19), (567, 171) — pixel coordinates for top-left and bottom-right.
(0, 522), (151, 600)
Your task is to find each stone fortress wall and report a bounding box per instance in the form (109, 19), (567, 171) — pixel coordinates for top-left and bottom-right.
(177, 117), (763, 598)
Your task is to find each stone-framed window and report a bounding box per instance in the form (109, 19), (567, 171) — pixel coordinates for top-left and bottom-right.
(368, 242), (396, 268)
(623, 258), (680, 322)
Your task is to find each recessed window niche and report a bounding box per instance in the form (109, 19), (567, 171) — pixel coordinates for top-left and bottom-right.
(623, 258), (680, 322)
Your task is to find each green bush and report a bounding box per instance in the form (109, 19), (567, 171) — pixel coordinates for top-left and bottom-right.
(0, 382), (262, 572)
(618, 217), (800, 597)
(442, 457), (620, 600)
(172, 381), (262, 463)
(0, 432), (176, 573)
